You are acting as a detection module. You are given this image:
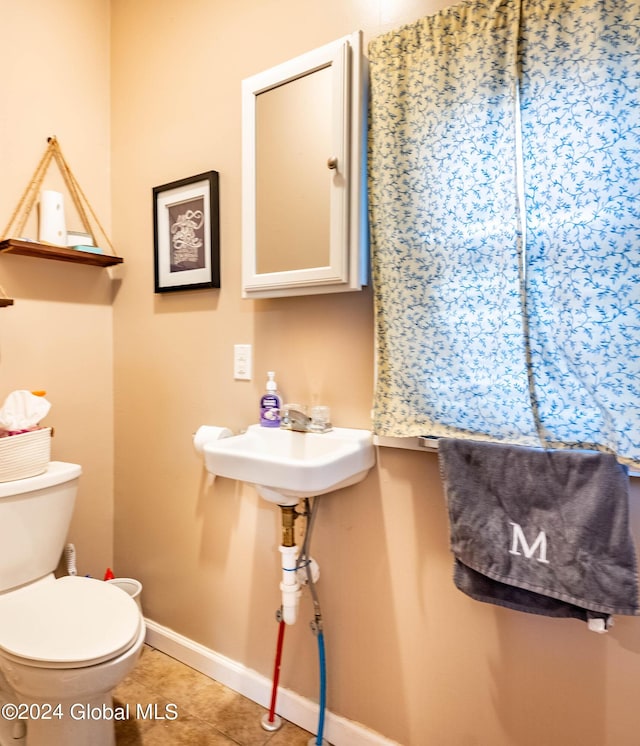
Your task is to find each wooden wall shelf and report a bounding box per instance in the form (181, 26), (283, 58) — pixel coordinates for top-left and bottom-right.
(0, 238), (123, 268)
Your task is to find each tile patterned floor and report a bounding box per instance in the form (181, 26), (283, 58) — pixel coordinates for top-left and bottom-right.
(114, 645), (314, 745)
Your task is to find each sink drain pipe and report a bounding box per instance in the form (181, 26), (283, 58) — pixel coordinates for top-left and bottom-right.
(262, 505), (299, 732)
(280, 506), (302, 625)
(261, 499), (329, 745)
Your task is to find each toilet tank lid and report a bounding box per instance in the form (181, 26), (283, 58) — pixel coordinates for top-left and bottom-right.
(0, 461), (81, 499)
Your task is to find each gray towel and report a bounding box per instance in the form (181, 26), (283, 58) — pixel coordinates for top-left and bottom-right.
(438, 439), (639, 629)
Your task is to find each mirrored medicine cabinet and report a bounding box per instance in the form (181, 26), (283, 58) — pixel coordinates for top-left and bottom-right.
(241, 31), (368, 298)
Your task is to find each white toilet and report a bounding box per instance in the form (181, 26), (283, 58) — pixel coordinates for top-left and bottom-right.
(0, 462), (145, 746)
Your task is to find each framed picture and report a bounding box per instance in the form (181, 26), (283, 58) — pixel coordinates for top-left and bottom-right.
(153, 171), (220, 292)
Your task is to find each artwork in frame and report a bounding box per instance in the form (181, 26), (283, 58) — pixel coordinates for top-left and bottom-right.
(153, 171), (220, 292)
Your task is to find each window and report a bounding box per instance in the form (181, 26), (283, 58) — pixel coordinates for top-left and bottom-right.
(368, 0), (640, 468)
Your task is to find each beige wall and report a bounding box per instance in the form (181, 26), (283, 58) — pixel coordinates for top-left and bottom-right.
(3, 1), (640, 744)
(0, 0), (114, 576)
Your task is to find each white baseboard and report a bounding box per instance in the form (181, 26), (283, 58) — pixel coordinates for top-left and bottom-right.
(144, 619), (399, 746)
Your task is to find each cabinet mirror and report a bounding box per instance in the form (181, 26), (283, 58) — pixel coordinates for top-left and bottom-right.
(242, 31), (367, 298)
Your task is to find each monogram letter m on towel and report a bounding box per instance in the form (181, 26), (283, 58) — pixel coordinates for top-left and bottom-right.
(509, 523), (549, 564)
(438, 439), (639, 632)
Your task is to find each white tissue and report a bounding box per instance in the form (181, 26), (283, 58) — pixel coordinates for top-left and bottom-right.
(0, 390), (51, 431)
(39, 190), (67, 246)
(193, 425), (232, 453)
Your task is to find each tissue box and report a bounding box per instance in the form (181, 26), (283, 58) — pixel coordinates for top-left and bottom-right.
(0, 427), (52, 482)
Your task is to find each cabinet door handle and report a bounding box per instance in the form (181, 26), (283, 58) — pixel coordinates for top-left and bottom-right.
(327, 156), (338, 170)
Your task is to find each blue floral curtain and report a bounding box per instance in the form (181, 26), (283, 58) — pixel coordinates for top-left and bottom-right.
(520, 0), (640, 462)
(369, 0), (640, 467)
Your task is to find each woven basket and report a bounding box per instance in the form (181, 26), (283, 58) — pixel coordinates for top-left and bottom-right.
(0, 427), (52, 482)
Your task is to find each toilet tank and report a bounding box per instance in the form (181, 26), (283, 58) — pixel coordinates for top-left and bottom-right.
(0, 462), (81, 593)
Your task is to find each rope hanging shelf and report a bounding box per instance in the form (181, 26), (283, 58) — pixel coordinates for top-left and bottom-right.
(0, 137), (123, 272)
(0, 237), (121, 268)
(0, 283), (14, 307)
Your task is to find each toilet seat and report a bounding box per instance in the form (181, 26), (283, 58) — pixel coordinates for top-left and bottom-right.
(0, 576), (141, 668)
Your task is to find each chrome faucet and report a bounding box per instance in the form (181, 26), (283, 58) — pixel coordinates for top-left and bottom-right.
(280, 407), (312, 432)
(280, 405), (332, 433)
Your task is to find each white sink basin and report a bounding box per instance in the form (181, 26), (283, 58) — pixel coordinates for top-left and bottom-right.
(202, 424), (375, 505)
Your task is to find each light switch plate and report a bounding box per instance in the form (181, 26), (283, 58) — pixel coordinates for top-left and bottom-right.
(234, 344), (252, 380)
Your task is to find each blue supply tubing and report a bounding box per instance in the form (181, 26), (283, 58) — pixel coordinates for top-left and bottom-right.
(315, 629), (327, 745)
(300, 497), (328, 746)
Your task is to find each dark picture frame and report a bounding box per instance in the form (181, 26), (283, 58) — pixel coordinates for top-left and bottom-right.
(153, 171), (220, 292)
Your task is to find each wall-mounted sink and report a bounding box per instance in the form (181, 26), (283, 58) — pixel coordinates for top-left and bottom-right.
(202, 424), (375, 505)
